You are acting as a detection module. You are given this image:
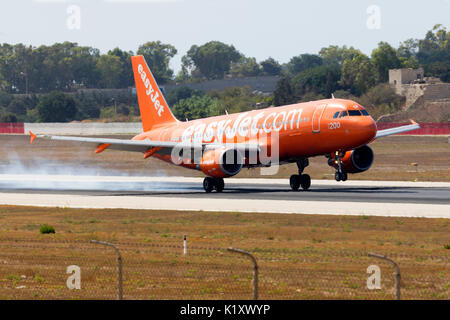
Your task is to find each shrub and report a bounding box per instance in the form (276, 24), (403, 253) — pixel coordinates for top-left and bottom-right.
(40, 224), (55, 234)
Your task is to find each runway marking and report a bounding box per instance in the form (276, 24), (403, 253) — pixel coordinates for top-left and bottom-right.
(0, 193), (448, 219)
(0, 174), (449, 187)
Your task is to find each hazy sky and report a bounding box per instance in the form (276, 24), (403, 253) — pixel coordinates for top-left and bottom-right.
(0, 0), (448, 72)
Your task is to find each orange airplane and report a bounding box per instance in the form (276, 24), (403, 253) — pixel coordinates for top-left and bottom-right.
(29, 55), (420, 192)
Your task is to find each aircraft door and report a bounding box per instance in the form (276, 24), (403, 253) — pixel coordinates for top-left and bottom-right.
(312, 105), (326, 133)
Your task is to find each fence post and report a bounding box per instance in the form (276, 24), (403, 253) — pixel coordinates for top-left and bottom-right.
(227, 248), (258, 300)
(368, 252), (401, 300)
(91, 240), (123, 300)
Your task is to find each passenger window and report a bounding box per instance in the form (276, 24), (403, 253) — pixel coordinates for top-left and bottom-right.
(333, 112), (339, 119)
(348, 110), (362, 116)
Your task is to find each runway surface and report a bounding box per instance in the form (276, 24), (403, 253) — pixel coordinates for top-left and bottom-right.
(0, 174), (449, 218)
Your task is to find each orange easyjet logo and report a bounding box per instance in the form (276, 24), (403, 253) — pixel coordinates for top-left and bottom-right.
(138, 64), (164, 117)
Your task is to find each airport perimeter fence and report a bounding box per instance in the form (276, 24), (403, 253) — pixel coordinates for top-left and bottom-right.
(0, 238), (448, 300)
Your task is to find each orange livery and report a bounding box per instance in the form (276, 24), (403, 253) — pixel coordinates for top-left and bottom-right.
(30, 56), (420, 192)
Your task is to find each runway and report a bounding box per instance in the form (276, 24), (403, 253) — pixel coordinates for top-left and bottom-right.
(0, 175), (449, 218)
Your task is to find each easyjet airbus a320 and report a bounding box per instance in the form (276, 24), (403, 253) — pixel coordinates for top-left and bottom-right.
(30, 56), (420, 192)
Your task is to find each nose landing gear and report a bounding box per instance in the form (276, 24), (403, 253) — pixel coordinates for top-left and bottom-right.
(203, 177), (225, 193)
(335, 171), (348, 182)
(290, 158), (311, 191)
(333, 151), (348, 182)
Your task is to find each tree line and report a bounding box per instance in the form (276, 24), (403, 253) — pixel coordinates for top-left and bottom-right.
(0, 24), (448, 122)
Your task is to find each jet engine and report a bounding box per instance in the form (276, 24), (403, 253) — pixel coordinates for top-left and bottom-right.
(200, 148), (244, 178)
(328, 145), (374, 173)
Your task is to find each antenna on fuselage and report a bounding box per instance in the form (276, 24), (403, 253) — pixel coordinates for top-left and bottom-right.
(331, 93), (335, 99)
(225, 110), (228, 115)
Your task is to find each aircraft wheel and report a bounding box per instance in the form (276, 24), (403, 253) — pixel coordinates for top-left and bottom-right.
(335, 172), (341, 182)
(290, 175), (301, 191)
(335, 172), (348, 182)
(215, 178), (224, 193)
(203, 177), (215, 193)
(300, 174), (311, 191)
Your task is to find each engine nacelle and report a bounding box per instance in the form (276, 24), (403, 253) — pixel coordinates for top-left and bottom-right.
(200, 148), (244, 178)
(328, 145), (374, 174)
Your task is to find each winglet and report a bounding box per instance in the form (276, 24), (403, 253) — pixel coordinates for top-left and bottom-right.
(95, 143), (111, 154)
(409, 119), (418, 125)
(29, 131), (36, 144)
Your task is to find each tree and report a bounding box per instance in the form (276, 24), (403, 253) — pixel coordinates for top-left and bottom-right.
(208, 86), (264, 114)
(371, 42), (401, 83)
(260, 57), (282, 76)
(286, 54), (323, 76)
(397, 39), (419, 59)
(0, 112), (17, 123)
(37, 91), (78, 122)
(292, 64), (341, 98)
(137, 41), (177, 84)
(273, 78), (295, 106)
(107, 48), (134, 88)
(400, 56), (420, 69)
(418, 24), (449, 58)
(182, 41), (242, 79)
(230, 57), (261, 77)
(424, 62), (450, 82)
(96, 55), (123, 88)
(0, 43), (34, 93)
(166, 86), (203, 107)
(7, 98), (27, 116)
(417, 25), (450, 81)
(172, 95), (222, 120)
(319, 46), (361, 66)
(340, 53), (376, 96)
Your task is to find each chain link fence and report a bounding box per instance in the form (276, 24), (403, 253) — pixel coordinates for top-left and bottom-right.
(0, 238), (448, 300)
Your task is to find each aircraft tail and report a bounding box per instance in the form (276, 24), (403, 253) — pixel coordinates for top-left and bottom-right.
(131, 55), (178, 132)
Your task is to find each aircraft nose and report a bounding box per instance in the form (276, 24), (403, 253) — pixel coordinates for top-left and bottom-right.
(360, 116), (377, 142)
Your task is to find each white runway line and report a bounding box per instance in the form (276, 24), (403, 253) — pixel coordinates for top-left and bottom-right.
(0, 193), (448, 219)
(0, 174), (449, 188)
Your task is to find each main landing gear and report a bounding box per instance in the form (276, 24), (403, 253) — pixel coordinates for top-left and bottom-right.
(203, 177), (224, 193)
(333, 152), (348, 182)
(290, 158), (311, 191)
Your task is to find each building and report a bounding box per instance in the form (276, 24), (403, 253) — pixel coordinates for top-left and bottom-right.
(389, 68), (424, 87)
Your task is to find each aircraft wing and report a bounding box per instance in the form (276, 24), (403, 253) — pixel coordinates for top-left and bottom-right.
(28, 132), (261, 154)
(375, 120), (420, 138)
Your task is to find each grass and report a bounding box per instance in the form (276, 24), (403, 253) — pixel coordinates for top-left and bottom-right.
(0, 205), (448, 300)
(39, 224), (55, 234)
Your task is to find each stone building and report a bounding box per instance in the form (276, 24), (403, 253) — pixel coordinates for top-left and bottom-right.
(382, 68), (450, 122)
(389, 68), (424, 87)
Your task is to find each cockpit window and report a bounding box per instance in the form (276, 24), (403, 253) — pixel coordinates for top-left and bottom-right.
(339, 111), (348, 118)
(361, 110), (369, 116)
(348, 110), (362, 116)
(332, 111), (339, 119)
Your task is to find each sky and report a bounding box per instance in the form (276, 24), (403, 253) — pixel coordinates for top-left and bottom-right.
(0, 0), (448, 73)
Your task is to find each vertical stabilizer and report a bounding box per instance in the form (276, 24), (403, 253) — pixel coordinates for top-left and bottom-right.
(131, 55), (178, 132)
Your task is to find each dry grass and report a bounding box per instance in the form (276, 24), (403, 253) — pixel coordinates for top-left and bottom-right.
(1, 135), (448, 181)
(0, 206), (448, 299)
